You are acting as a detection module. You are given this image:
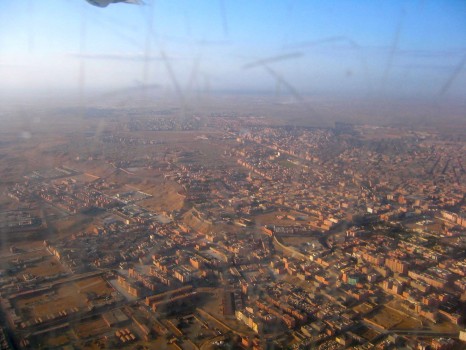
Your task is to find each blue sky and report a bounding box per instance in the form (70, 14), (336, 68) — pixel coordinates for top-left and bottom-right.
(0, 0), (465, 99)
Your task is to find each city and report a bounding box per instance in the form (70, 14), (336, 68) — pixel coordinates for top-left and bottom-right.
(0, 109), (464, 349)
(1, 1), (465, 349)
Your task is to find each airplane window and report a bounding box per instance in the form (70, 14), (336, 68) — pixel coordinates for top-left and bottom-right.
(0, 1), (465, 349)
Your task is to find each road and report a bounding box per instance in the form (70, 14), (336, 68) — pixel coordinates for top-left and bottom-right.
(196, 308), (247, 338)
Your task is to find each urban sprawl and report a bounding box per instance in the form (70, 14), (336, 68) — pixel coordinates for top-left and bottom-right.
(0, 113), (465, 350)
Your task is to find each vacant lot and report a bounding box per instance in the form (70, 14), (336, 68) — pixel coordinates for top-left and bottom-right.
(254, 211), (301, 226)
(1, 247), (48, 264)
(16, 276), (114, 319)
(75, 276), (115, 295)
(182, 209), (213, 234)
(282, 236), (320, 247)
(74, 317), (109, 339)
(17, 285), (80, 319)
(395, 316), (423, 329)
(53, 173), (100, 185)
(356, 325), (380, 341)
(171, 314), (217, 347)
(52, 214), (95, 238)
(137, 179), (185, 212)
(366, 306), (406, 329)
(46, 332), (74, 347)
(22, 255), (66, 277)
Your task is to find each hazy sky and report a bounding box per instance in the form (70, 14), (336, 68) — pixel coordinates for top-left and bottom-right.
(1, 0), (465, 100)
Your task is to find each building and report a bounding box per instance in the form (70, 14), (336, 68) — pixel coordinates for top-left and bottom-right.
(236, 309), (262, 333)
(385, 258), (408, 274)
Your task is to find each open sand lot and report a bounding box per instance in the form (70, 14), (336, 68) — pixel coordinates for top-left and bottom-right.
(0, 247), (49, 264)
(281, 236), (320, 247)
(182, 209), (213, 234)
(168, 314), (217, 347)
(74, 276), (115, 295)
(74, 316), (109, 339)
(395, 316), (424, 330)
(22, 255), (66, 277)
(51, 213), (96, 238)
(17, 285), (81, 319)
(0, 240), (45, 258)
(356, 325), (380, 341)
(98, 168), (185, 212)
(15, 276), (114, 319)
(138, 181), (185, 212)
(366, 306), (407, 329)
(51, 173), (100, 186)
(254, 211), (300, 226)
(35, 329), (75, 349)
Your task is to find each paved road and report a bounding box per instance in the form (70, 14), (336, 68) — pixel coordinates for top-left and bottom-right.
(196, 308), (247, 338)
(199, 335), (224, 350)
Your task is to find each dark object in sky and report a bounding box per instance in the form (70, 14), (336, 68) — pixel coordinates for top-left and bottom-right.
(85, 0), (143, 8)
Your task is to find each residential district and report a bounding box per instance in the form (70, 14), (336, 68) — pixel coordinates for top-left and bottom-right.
(0, 114), (465, 350)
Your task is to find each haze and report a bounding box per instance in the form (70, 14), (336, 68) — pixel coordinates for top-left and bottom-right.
(0, 0), (465, 104)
